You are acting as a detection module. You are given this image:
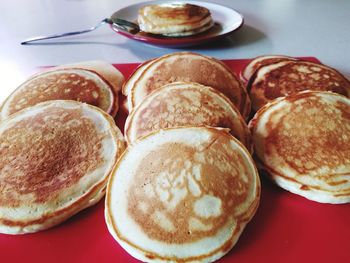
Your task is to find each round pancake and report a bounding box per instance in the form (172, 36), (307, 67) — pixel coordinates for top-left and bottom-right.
(106, 127), (260, 263)
(0, 100), (125, 234)
(125, 82), (252, 151)
(55, 60), (124, 94)
(128, 52), (251, 119)
(138, 3), (213, 36)
(0, 62), (124, 121)
(249, 91), (350, 204)
(240, 55), (297, 84)
(248, 60), (350, 111)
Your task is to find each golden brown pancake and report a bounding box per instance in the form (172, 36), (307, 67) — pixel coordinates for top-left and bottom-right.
(55, 60), (124, 94)
(125, 82), (252, 151)
(106, 127), (260, 263)
(138, 3), (213, 36)
(0, 100), (125, 234)
(248, 60), (350, 111)
(0, 61), (124, 120)
(249, 91), (350, 203)
(126, 52), (251, 119)
(240, 55), (297, 84)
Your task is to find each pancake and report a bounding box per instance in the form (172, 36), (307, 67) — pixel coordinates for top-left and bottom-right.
(127, 52), (251, 119)
(249, 91), (350, 204)
(106, 127), (260, 263)
(138, 3), (213, 36)
(55, 60), (124, 94)
(125, 82), (252, 151)
(161, 20), (214, 37)
(240, 55), (297, 84)
(248, 60), (350, 111)
(0, 100), (126, 234)
(0, 61), (124, 121)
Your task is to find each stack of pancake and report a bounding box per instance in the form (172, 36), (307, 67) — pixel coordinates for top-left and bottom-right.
(138, 3), (214, 37)
(0, 61), (126, 234)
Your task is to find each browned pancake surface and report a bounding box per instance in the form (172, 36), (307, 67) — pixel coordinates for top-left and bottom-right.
(264, 93), (350, 176)
(140, 4), (210, 26)
(0, 106), (105, 207)
(5, 69), (113, 117)
(127, 84), (250, 149)
(135, 90), (234, 136)
(244, 57), (295, 81)
(256, 61), (349, 99)
(126, 136), (253, 244)
(138, 57), (247, 115)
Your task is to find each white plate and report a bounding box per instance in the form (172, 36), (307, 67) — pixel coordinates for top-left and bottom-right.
(111, 0), (244, 47)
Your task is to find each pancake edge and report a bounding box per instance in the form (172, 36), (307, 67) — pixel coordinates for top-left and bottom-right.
(0, 100), (126, 234)
(105, 127), (260, 262)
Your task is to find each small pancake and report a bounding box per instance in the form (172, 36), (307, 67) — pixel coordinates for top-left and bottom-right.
(0, 61), (124, 121)
(55, 60), (124, 94)
(125, 82), (252, 151)
(0, 100), (125, 234)
(248, 60), (350, 111)
(138, 3), (213, 36)
(127, 52), (251, 119)
(106, 127), (260, 263)
(240, 55), (297, 84)
(249, 91), (350, 204)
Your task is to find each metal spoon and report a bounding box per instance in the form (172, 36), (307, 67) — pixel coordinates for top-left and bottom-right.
(21, 17), (140, 45)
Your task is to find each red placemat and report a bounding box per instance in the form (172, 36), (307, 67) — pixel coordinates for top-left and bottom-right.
(1, 57), (349, 263)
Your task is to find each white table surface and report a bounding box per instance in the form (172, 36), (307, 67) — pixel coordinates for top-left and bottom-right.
(1, 0), (350, 102)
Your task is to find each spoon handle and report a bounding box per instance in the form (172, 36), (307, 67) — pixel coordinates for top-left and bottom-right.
(21, 18), (111, 45)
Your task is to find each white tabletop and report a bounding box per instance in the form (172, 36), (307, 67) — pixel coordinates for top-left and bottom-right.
(1, 0), (350, 101)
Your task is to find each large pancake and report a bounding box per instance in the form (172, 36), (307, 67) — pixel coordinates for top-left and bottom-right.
(0, 61), (124, 120)
(125, 82), (251, 151)
(248, 60), (350, 111)
(240, 55), (297, 84)
(0, 100), (126, 234)
(128, 52), (251, 119)
(106, 127), (260, 263)
(249, 91), (350, 204)
(138, 3), (213, 36)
